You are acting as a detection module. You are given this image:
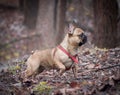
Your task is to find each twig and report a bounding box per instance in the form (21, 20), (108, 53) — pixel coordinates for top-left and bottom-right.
(94, 64), (120, 72)
(79, 64), (120, 75)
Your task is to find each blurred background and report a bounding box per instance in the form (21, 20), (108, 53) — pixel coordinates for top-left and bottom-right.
(0, 0), (120, 62)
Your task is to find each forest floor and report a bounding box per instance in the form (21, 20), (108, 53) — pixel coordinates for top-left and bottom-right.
(0, 6), (120, 95)
(0, 45), (120, 95)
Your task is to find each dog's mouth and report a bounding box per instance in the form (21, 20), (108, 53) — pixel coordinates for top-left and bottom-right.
(79, 35), (87, 46)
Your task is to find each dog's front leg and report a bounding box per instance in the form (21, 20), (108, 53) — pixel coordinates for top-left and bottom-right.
(72, 64), (78, 79)
(54, 59), (66, 76)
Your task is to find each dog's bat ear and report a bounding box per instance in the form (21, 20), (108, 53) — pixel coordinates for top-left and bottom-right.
(68, 23), (76, 34)
(68, 32), (73, 37)
(64, 22), (75, 34)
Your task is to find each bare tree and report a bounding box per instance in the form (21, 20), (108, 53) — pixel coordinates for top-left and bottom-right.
(93, 0), (119, 48)
(24, 0), (39, 29)
(24, 0), (67, 49)
(55, 0), (67, 44)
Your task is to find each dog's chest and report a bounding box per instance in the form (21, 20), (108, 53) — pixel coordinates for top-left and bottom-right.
(59, 53), (73, 67)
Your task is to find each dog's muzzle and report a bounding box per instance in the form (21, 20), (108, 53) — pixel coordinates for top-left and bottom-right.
(79, 34), (87, 46)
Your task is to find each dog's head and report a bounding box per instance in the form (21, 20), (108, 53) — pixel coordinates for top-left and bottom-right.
(67, 23), (87, 47)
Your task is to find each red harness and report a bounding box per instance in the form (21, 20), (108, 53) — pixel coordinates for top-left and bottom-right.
(58, 45), (78, 64)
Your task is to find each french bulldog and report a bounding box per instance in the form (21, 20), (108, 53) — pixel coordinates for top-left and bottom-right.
(24, 22), (87, 79)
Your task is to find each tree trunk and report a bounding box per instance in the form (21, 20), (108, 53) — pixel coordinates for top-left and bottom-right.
(24, 0), (39, 29)
(55, 0), (67, 44)
(93, 0), (118, 48)
(36, 0), (66, 49)
(19, 0), (24, 11)
(23, 0), (66, 49)
(36, 0), (56, 49)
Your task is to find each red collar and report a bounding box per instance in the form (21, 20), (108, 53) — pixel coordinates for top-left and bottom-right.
(58, 45), (78, 64)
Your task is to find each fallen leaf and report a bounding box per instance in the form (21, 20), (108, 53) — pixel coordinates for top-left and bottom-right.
(69, 81), (80, 88)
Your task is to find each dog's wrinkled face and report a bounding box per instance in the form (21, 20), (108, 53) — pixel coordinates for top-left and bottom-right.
(68, 25), (87, 47)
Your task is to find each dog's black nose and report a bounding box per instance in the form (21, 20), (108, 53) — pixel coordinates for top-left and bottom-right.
(80, 33), (87, 43)
(82, 35), (87, 44)
(79, 34), (87, 46)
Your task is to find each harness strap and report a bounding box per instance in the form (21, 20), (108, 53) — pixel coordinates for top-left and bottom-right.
(58, 45), (78, 64)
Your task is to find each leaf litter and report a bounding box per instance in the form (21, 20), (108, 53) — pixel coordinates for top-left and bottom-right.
(0, 46), (120, 95)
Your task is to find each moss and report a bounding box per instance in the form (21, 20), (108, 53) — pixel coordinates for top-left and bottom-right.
(8, 65), (21, 74)
(95, 46), (108, 52)
(33, 81), (53, 95)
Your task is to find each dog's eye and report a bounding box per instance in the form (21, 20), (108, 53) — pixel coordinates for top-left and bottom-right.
(79, 33), (84, 37)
